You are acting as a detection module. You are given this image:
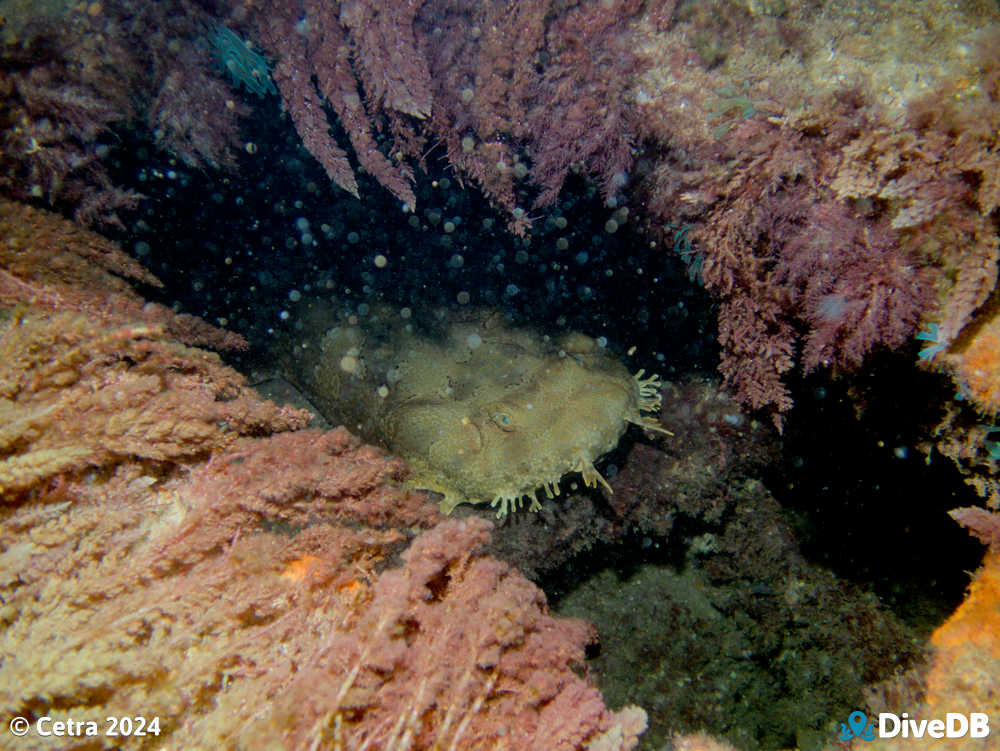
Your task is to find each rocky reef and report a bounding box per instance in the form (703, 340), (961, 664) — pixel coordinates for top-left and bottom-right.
(3, 0), (1000, 749)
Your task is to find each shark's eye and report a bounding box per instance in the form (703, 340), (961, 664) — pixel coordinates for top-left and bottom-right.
(492, 412), (514, 431)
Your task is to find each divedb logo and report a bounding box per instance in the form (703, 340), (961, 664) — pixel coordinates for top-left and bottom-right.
(839, 710), (991, 741)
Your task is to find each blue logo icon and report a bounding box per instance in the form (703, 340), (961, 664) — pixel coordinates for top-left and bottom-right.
(840, 711), (876, 741)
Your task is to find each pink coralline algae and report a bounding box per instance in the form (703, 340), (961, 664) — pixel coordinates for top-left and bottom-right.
(2, 426), (648, 750)
(243, 0), (644, 232)
(0, 1), (253, 226)
(1, 200), (646, 750)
